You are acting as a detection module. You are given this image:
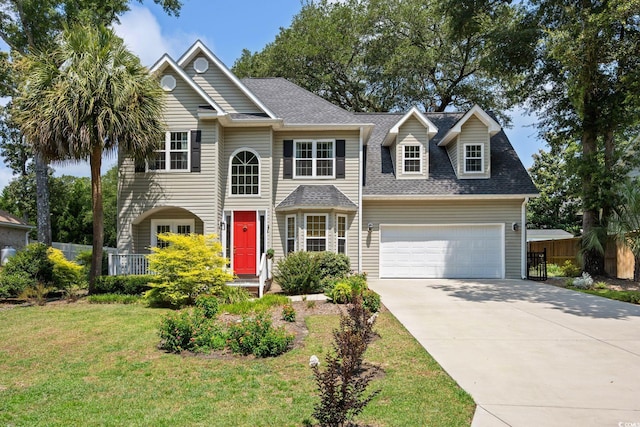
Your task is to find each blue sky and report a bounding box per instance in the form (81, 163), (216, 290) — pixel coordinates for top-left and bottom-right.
(0, 0), (543, 191)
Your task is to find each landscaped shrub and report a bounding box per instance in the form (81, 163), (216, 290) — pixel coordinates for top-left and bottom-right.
(274, 251), (322, 295)
(146, 233), (234, 307)
(327, 281), (352, 304)
(87, 293), (141, 304)
(93, 275), (155, 295)
(227, 312), (294, 357)
(76, 250), (109, 277)
(0, 243), (54, 295)
(218, 285), (252, 304)
(48, 248), (85, 290)
(315, 251), (350, 285)
(0, 271), (33, 298)
(362, 288), (381, 313)
(560, 260), (581, 277)
(572, 272), (594, 289)
(158, 310), (195, 353)
(195, 295), (220, 318)
(310, 294), (380, 426)
(282, 303), (296, 322)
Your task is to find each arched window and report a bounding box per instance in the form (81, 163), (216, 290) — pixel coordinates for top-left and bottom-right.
(231, 150), (259, 195)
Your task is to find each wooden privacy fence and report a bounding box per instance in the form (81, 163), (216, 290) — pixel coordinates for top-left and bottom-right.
(528, 237), (635, 279)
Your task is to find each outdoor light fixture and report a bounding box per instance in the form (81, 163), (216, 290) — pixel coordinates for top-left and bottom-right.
(368, 223), (374, 232)
(512, 222), (519, 232)
(220, 221), (226, 231)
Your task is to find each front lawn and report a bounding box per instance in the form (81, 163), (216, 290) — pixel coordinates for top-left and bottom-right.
(0, 302), (474, 426)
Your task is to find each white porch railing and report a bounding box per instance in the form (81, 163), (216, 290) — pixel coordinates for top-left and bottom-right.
(257, 253), (268, 298)
(108, 253), (149, 276)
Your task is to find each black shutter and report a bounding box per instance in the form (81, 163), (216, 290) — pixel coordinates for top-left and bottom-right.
(283, 139), (293, 179)
(336, 139), (346, 178)
(191, 130), (201, 172)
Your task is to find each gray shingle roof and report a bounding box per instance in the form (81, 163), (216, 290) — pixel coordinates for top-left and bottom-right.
(276, 185), (357, 212)
(359, 112), (539, 196)
(241, 78), (363, 125)
(241, 77), (537, 197)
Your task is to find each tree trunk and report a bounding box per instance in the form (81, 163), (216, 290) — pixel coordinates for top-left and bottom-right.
(35, 152), (51, 246)
(634, 254), (640, 283)
(88, 145), (104, 294)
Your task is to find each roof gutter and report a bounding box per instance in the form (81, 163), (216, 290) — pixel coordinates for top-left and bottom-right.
(363, 194), (539, 201)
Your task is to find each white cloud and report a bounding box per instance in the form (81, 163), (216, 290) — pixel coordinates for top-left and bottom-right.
(113, 5), (212, 66)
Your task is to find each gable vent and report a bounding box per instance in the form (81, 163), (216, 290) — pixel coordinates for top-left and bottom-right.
(193, 57), (209, 73)
(160, 75), (176, 91)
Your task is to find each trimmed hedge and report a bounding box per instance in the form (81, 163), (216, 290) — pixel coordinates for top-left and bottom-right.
(93, 275), (155, 295)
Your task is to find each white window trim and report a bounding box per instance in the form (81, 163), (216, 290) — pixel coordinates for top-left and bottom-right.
(336, 214), (347, 254)
(304, 213), (328, 252)
(286, 214), (296, 254)
(150, 218), (195, 248)
(293, 139), (336, 179)
(402, 144), (423, 174)
(148, 131), (191, 172)
(228, 147), (261, 197)
(463, 143), (484, 174)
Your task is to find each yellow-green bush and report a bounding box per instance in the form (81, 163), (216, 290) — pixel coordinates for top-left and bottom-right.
(47, 248), (85, 290)
(145, 233), (234, 307)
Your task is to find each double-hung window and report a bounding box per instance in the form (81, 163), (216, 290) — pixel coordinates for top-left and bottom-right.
(336, 215), (347, 254)
(464, 144), (484, 173)
(305, 214), (327, 252)
(403, 145), (422, 173)
(286, 215), (296, 253)
(150, 131), (189, 171)
(295, 140), (335, 178)
(150, 219), (194, 248)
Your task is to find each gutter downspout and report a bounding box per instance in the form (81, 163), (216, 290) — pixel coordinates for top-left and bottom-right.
(521, 197), (529, 279)
(358, 127), (364, 273)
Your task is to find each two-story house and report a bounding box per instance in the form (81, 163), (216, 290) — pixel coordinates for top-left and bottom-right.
(116, 41), (538, 284)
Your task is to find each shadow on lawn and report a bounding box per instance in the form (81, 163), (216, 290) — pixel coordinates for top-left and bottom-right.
(429, 280), (640, 320)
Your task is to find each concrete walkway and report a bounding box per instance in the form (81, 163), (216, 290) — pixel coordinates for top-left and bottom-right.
(368, 279), (640, 427)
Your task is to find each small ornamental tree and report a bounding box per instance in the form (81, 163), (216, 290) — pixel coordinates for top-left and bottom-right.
(310, 294), (381, 427)
(145, 233), (234, 307)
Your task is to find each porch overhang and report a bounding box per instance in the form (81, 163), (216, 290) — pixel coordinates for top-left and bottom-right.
(276, 185), (357, 213)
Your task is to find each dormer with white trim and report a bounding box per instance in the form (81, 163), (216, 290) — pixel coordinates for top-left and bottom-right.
(383, 107), (438, 180)
(437, 105), (501, 179)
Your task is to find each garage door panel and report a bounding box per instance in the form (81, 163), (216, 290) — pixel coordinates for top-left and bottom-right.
(380, 224), (504, 279)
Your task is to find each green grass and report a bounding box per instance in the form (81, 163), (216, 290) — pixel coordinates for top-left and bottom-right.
(571, 287), (640, 304)
(0, 303), (475, 426)
(86, 293), (142, 304)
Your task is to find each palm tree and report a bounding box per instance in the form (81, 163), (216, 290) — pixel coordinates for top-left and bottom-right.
(610, 179), (640, 282)
(12, 23), (165, 292)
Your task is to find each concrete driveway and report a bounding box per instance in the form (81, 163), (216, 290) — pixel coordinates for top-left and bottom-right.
(368, 279), (640, 427)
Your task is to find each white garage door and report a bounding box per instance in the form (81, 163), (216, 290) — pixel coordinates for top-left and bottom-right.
(380, 224), (504, 279)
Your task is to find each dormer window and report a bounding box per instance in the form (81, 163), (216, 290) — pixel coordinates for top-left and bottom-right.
(464, 144), (484, 173)
(403, 145), (422, 174)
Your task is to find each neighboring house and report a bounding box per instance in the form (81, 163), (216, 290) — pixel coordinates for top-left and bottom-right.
(117, 41), (538, 281)
(0, 209), (32, 252)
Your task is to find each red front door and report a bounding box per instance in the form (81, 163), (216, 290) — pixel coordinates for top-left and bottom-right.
(233, 211), (257, 275)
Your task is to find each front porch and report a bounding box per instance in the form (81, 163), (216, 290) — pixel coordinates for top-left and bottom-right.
(107, 252), (273, 298)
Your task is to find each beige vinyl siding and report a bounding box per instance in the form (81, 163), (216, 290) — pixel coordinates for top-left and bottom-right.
(457, 116), (490, 179)
(184, 57), (260, 113)
(132, 208), (204, 253)
(221, 127), (272, 212)
(446, 142), (458, 175)
(117, 75), (219, 253)
(361, 199), (524, 279)
(396, 116), (428, 179)
(271, 130), (360, 263)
